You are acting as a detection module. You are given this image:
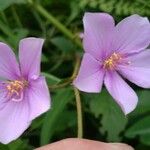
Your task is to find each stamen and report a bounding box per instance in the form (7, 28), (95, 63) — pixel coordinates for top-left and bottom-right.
(6, 80), (28, 101)
(103, 52), (122, 70)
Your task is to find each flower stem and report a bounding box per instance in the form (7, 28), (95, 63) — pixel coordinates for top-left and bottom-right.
(49, 79), (72, 90)
(28, 0), (82, 48)
(73, 87), (83, 138)
(72, 54), (83, 138)
(71, 54), (81, 79)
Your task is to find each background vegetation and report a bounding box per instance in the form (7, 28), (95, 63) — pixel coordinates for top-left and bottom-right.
(0, 0), (150, 149)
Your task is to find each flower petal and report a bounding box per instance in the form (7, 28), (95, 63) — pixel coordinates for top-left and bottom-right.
(114, 15), (150, 54)
(83, 12), (115, 60)
(104, 71), (138, 115)
(0, 83), (9, 110)
(19, 37), (44, 79)
(0, 100), (30, 144)
(28, 77), (50, 121)
(0, 42), (20, 80)
(73, 53), (104, 93)
(118, 50), (150, 88)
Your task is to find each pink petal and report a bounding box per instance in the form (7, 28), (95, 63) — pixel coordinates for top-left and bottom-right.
(0, 84), (8, 110)
(118, 50), (150, 88)
(104, 71), (138, 115)
(28, 77), (50, 121)
(83, 13), (115, 60)
(73, 53), (104, 93)
(114, 15), (150, 54)
(0, 100), (31, 144)
(0, 42), (20, 80)
(19, 38), (44, 79)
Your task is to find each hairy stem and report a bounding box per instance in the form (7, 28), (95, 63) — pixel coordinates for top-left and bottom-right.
(73, 87), (83, 138)
(72, 54), (83, 138)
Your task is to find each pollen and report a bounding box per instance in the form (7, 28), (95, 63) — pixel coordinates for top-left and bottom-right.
(6, 80), (28, 97)
(103, 52), (122, 70)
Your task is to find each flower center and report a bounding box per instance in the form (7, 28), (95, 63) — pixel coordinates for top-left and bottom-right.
(6, 80), (28, 102)
(103, 52), (122, 70)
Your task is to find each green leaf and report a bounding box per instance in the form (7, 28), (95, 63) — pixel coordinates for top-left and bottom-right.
(67, 1), (80, 24)
(8, 139), (30, 150)
(0, 0), (26, 11)
(40, 88), (74, 145)
(125, 115), (150, 146)
(42, 54), (49, 63)
(140, 134), (150, 146)
(0, 144), (9, 150)
(131, 90), (150, 116)
(30, 115), (45, 131)
(54, 110), (76, 133)
(41, 72), (61, 85)
(125, 116), (150, 146)
(89, 89), (127, 141)
(51, 36), (75, 52)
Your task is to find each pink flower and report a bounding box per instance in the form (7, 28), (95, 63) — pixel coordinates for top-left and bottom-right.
(73, 13), (150, 115)
(0, 38), (51, 144)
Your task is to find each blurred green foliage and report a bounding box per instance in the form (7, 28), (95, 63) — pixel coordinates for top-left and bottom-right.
(0, 0), (150, 149)
(79, 0), (150, 16)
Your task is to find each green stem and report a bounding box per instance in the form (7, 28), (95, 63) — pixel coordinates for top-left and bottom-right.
(71, 54), (81, 79)
(73, 87), (83, 138)
(72, 54), (83, 138)
(49, 79), (72, 90)
(27, 0), (82, 48)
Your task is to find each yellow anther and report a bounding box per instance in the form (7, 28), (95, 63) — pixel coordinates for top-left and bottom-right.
(6, 80), (28, 97)
(103, 53), (122, 70)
